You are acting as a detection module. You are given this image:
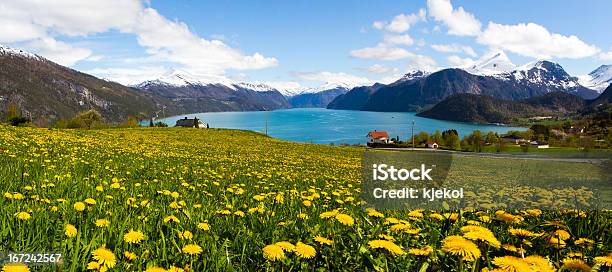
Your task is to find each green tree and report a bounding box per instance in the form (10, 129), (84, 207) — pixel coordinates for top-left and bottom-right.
(485, 132), (498, 145)
(470, 130), (484, 152)
(74, 109), (103, 129)
(447, 132), (461, 150)
(433, 130), (443, 146)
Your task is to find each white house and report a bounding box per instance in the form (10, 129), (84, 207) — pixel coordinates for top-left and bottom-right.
(530, 141), (549, 148)
(426, 140), (439, 149)
(367, 131), (390, 144)
(175, 117), (208, 128)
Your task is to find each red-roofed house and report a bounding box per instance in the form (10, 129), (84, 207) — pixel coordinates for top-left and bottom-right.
(367, 131), (390, 144)
(426, 140), (439, 149)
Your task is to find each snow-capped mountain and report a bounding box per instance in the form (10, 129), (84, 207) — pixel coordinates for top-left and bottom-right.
(466, 51), (516, 76)
(0, 44), (43, 61)
(393, 70), (431, 84)
(578, 65), (612, 92)
(506, 61), (579, 88)
(134, 68), (236, 90)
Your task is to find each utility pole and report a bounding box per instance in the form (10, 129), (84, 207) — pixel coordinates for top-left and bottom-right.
(411, 120), (415, 148)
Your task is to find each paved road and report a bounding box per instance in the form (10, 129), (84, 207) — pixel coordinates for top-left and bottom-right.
(368, 147), (611, 164)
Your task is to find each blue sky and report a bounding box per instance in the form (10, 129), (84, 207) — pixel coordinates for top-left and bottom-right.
(1, 0), (611, 88)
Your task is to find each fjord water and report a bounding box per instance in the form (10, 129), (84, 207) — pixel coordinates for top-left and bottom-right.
(159, 108), (524, 144)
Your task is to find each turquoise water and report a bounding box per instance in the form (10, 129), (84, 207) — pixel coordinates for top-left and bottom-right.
(156, 108), (525, 144)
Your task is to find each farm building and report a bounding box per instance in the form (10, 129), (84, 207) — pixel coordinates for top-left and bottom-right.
(366, 131), (390, 144)
(175, 117), (208, 128)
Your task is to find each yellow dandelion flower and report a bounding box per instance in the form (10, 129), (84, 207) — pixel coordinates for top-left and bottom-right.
(408, 245), (433, 256)
(368, 240), (405, 256)
(441, 236), (481, 261)
(168, 266), (185, 272)
(548, 237), (566, 248)
(15, 212), (30, 221)
(197, 222), (210, 231)
(335, 213), (354, 226)
(262, 244), (285, 261)
(163, 215), (180, 223)
(124, 230), (145, 244)
(124, 251), (137, 261)
(594, 255), (612, 267)
(65, 224), (77, 237)
(298, 213), (308, 219)
(86, 261), (100, 270)
(1, 263), (30, 272)
(178, 230), (193, 240)
(430, 213), (445, 221)
(275, 241), (295, 252)
(294, 242), (316, 259)
(84, 198), (96, 205)
(508, 228), (537, 237)
(92, 246), (116, 269)
(553, 229), (570, 240)
(491, 256), (531, 272)
(182, 244), (203, 256)
(302, 200), (312, 207)
(319, 210), (339, 219)
(523, 255), (555, 272)
(95, 219), (110, 228)
(314, 236), (333, 246)
(574, 238), (594, 245)
(562, 258), (591, 271)
(461, 225), (501, 248)
(74, 202), (86, 212)
(366, 208), (384, 218)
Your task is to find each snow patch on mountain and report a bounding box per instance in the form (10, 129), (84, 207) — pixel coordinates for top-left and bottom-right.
(0, 44), (43, 61)
(393, 70), (431, 84)
(134, 68), (236, 90)
(578, 65), (612, 92)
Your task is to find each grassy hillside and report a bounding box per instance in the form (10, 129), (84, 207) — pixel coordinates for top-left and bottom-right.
(0, 126), (610, 271)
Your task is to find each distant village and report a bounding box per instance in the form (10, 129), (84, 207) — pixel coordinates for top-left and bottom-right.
(364, 122), (602, 153)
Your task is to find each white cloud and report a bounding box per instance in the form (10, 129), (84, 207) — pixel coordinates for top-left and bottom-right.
(599, 51), (612, 61)
(350, 43), (413, 61)
(383, 34), (414, 46)
(372, 21), (385, 30)
(86, 66), (169, 85)
(477, 22), (600, 59)
(293, 71), (373, 87)
(26, 38), (92, 66)
(366, 64), (399, 74)
(427, 0), (481, 36)
(446, 55), (475, 67)
(0, 0), (278, 78)
(405, 54), (438, 71)
(431, 43), (477, 57)
(372, 9), (426, 34)
(386, 9), (426, 33)
(125, 8), (278, 75)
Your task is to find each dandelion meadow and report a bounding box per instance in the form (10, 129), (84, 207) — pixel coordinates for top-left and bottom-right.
(1, 125), (611, 271)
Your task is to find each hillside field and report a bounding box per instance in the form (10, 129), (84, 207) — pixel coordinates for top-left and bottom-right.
(0, 126), (610, 271)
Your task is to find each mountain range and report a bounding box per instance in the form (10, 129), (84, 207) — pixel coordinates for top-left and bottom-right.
(328, 51), (602, 113)
(0, 44), (610, 126)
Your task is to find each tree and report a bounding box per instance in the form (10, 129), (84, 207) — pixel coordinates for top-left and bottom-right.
(416, 131), (430, 145)
(470, 130), (484, 152)
(74, 109), (103, 129)
(485, 132), (498, 145)
(447, 132), (461, 150)
(433, 130), (443, 146)
(442, 129), (459, 147)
